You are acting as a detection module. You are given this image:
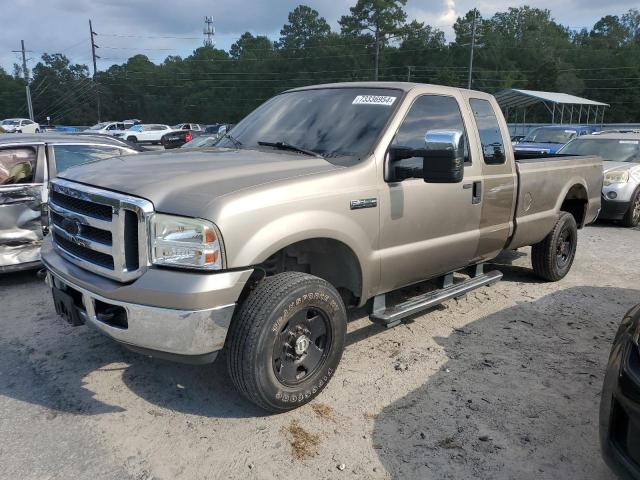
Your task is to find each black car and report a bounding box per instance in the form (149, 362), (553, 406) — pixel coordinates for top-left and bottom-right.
(600, 303), (640, 479)
(161, 129), (198, 149)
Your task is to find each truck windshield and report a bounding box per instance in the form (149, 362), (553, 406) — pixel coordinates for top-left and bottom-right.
(522, 128), (577, 144)
(558, 138), (640, 162)
(216, 88), (402, 165)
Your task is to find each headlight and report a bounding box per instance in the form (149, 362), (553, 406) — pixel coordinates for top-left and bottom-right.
(604, 171), (630, 186)
(150, 214), (224, 270)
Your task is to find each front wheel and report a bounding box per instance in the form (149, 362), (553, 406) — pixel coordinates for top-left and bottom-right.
(226, 272), (347, 412)
(127, 136), (137, 143)
(531, 212), (578, 281)
(621, 188), (640, 228)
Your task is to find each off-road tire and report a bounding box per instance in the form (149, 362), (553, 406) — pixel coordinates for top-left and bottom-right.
(226, 272), (347, 412)
(531, 212), (578, 282)
(621, 187), (640, 228)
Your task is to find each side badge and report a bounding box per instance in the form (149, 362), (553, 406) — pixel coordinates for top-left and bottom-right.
(350, 198), (378, 210)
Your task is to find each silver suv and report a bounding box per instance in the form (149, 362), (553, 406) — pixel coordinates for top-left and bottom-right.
(559, 132), (640, 227)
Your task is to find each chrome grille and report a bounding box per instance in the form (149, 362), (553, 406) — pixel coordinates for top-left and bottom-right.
(49, 178), (154, 282)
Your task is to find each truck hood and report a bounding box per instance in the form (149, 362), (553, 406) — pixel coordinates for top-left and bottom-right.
(59, 147), (341, 216)
(602, 161), (640, 173)
(513, 142), (563, 154)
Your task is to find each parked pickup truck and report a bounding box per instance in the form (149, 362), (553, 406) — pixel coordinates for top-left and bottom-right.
(41, 82), (602, 412)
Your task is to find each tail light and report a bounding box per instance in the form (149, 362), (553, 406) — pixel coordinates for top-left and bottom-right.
(185, 131), (193, 142)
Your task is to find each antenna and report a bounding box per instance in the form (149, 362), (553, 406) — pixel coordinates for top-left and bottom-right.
(203, 16), (215, 47)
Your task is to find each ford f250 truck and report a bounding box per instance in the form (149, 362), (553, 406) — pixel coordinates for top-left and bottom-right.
(41, 82), (603, 412)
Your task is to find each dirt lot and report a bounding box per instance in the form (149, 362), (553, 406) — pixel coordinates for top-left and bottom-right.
(1, 222), (638, 480)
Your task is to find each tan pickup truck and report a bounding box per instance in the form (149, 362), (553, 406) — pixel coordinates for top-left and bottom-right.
(41, 82), (602, 411)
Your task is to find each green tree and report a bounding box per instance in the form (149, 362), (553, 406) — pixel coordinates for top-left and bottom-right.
(590, 15), (630, 48)
(30, 53), (93, 124)
(230, 32), (275, 60)
(339, 0), (411, 80)
(0, 68), (26, 120)
(278, 5), (331, 50)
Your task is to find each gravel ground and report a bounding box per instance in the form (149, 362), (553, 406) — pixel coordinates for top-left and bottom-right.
(1, 222), (638, 480)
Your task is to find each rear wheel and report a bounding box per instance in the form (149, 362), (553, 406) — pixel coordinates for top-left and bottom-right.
(127, 136), (137, 143)
(621, 188), (640, 228)
(226, 272), (347, 412)
(531, 212), (578, 281)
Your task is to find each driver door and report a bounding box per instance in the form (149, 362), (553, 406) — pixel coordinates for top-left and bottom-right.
(0, 145), (44, 269)
(378, 93), (483, 292)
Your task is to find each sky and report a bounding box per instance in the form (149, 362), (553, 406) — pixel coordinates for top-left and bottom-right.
(1, 0), (638, 75)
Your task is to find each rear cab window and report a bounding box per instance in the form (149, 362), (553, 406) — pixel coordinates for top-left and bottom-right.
(469, 98), (507, 165)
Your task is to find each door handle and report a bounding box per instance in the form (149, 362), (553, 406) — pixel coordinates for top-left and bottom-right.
(472, 181), (482, 204)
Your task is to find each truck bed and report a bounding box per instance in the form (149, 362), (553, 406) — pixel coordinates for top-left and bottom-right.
(507, 154), (603, 250)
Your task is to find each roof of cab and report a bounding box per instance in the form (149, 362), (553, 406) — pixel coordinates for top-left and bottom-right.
(285, 81), (493, 99)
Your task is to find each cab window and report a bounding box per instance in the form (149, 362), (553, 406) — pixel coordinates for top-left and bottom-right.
(469, 99), (507, 165)
(391, 95), (471, 174)
(0, 147), (37, 185)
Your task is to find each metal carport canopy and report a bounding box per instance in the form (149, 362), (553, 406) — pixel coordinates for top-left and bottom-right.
(494, 88), (609, 109)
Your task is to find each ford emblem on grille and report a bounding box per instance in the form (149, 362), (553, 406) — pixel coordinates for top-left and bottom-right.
(61, 217), (82, 237)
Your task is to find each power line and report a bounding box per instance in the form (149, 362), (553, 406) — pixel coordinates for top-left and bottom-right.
(34, 78), (94, 117)
(99, 33), (202, 40)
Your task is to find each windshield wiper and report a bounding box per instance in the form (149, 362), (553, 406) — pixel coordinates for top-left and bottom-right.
(223, 132), (243, 148)
(258, 140), (323, 158)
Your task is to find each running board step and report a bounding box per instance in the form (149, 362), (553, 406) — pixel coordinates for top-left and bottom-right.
(369, 270), (503, 328)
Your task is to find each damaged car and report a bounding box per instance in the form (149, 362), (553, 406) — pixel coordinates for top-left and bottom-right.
(0, 134), (139, 273)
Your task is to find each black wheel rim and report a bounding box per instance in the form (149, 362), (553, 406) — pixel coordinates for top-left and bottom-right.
(272, 307), (332, 387)
(556, 225), (575, 268)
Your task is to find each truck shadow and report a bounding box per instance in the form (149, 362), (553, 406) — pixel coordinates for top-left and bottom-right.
(0, 325), (264, 418)
(485, 249), (542, 284)
(0, 271), (264, 419)
(370, 286), (636, 479)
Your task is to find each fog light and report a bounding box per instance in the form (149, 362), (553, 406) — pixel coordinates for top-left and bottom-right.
(607, 191), (618, 200)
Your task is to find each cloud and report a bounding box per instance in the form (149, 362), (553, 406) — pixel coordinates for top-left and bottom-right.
(1, 0), (638, 73)
(440, 0), (459, 25)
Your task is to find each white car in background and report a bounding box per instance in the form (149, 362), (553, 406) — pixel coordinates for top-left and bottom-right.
(84, 121), (127, 136)
(1, 118), (40, 133)
(172, 123), (203, 132)
(116, 124), (173, 144)
(558, 132), (640, 227)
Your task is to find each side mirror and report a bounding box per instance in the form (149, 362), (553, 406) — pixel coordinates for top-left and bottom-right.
(422, 130), (465, 183)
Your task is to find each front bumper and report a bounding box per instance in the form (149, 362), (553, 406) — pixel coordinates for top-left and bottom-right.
(42, 238), (253, 363)
(600, 197), (630, 220)
(600, 304), (640, 480)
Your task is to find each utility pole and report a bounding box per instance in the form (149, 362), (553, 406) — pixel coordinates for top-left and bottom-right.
(203, 16), (215, 47)
(89, 19), (101, 122)
(407, 65), (414, 82)
(467, 10), (478, 90)
(374, 28), (380, 81)
(13, 41), (34, 120)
